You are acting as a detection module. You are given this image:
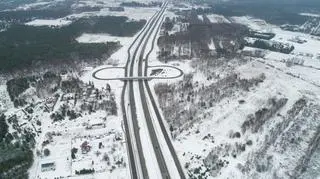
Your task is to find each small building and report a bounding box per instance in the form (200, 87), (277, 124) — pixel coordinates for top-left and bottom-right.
(41, 162), (56, 172)
(86, 117), (106, 130)
(242, 47), (265, 58)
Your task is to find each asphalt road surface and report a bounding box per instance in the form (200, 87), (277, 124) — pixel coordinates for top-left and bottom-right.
(121, 2), (185, 178)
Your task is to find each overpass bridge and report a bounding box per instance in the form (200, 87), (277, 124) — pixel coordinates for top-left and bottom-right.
(93, 76), (155, 81)
(92, 65), (184, 81)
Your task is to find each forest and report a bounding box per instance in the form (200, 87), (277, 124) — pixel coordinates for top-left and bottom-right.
(0, 114), (34, 179)
(211, 2), (315, 26)
(157, 13), (248, 60)
(0, 16), (146, 72)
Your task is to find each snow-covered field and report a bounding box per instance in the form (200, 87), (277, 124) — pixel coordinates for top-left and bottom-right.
(230, 16), (272, 32)
(299, 13), (320, 18)
(15, 1), (53, 11)
(148, 66), (182, 78)
(25, 19), (72, 27)
(167, 56), (320, 177)
(271, 28), (320, 57)
(150, 12), (320, 178)
(239, 17), (320, 87)
(207, 14), (230, 23)
(19, 0), (161, 28)
(24, 6), (158, 27)
(0, 85), (13, 112)
(76, 33), (133, 45)
(14, 0), (157, 11)
(93, 67), (124, 80)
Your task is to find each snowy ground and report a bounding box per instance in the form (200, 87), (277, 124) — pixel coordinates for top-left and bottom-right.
(14, 0), (158, 11)
(150, 54), (320, 178)
(149, 14), (320, 178)
(30, 111), (128, 179)
(24, 6), (159, 27)
(299, 13), (320, 18)
(0, 85), (13, 112)
(230, 16), (272, 32)
(25, 19), (72, 27)
(148, 66), (182, 79)
(17, 0), (161, 28)
(271, 27), (320, 57)
(231, 15), (320, 87)
(15, 1), (53, 11)
(206, 14), (230, 24)
(93, 67), (124, 79)
(76, 33), (133, 44)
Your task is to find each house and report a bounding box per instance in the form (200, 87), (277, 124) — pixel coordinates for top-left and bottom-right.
(86, 118), (106, 130)
(41, 162), (56, 172)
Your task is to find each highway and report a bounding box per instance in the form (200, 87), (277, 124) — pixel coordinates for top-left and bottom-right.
(143, 12), (186, 179)
(121, 2), (186, 179)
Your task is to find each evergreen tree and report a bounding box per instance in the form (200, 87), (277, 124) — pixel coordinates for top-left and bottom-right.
(0, 114), (8, 142)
